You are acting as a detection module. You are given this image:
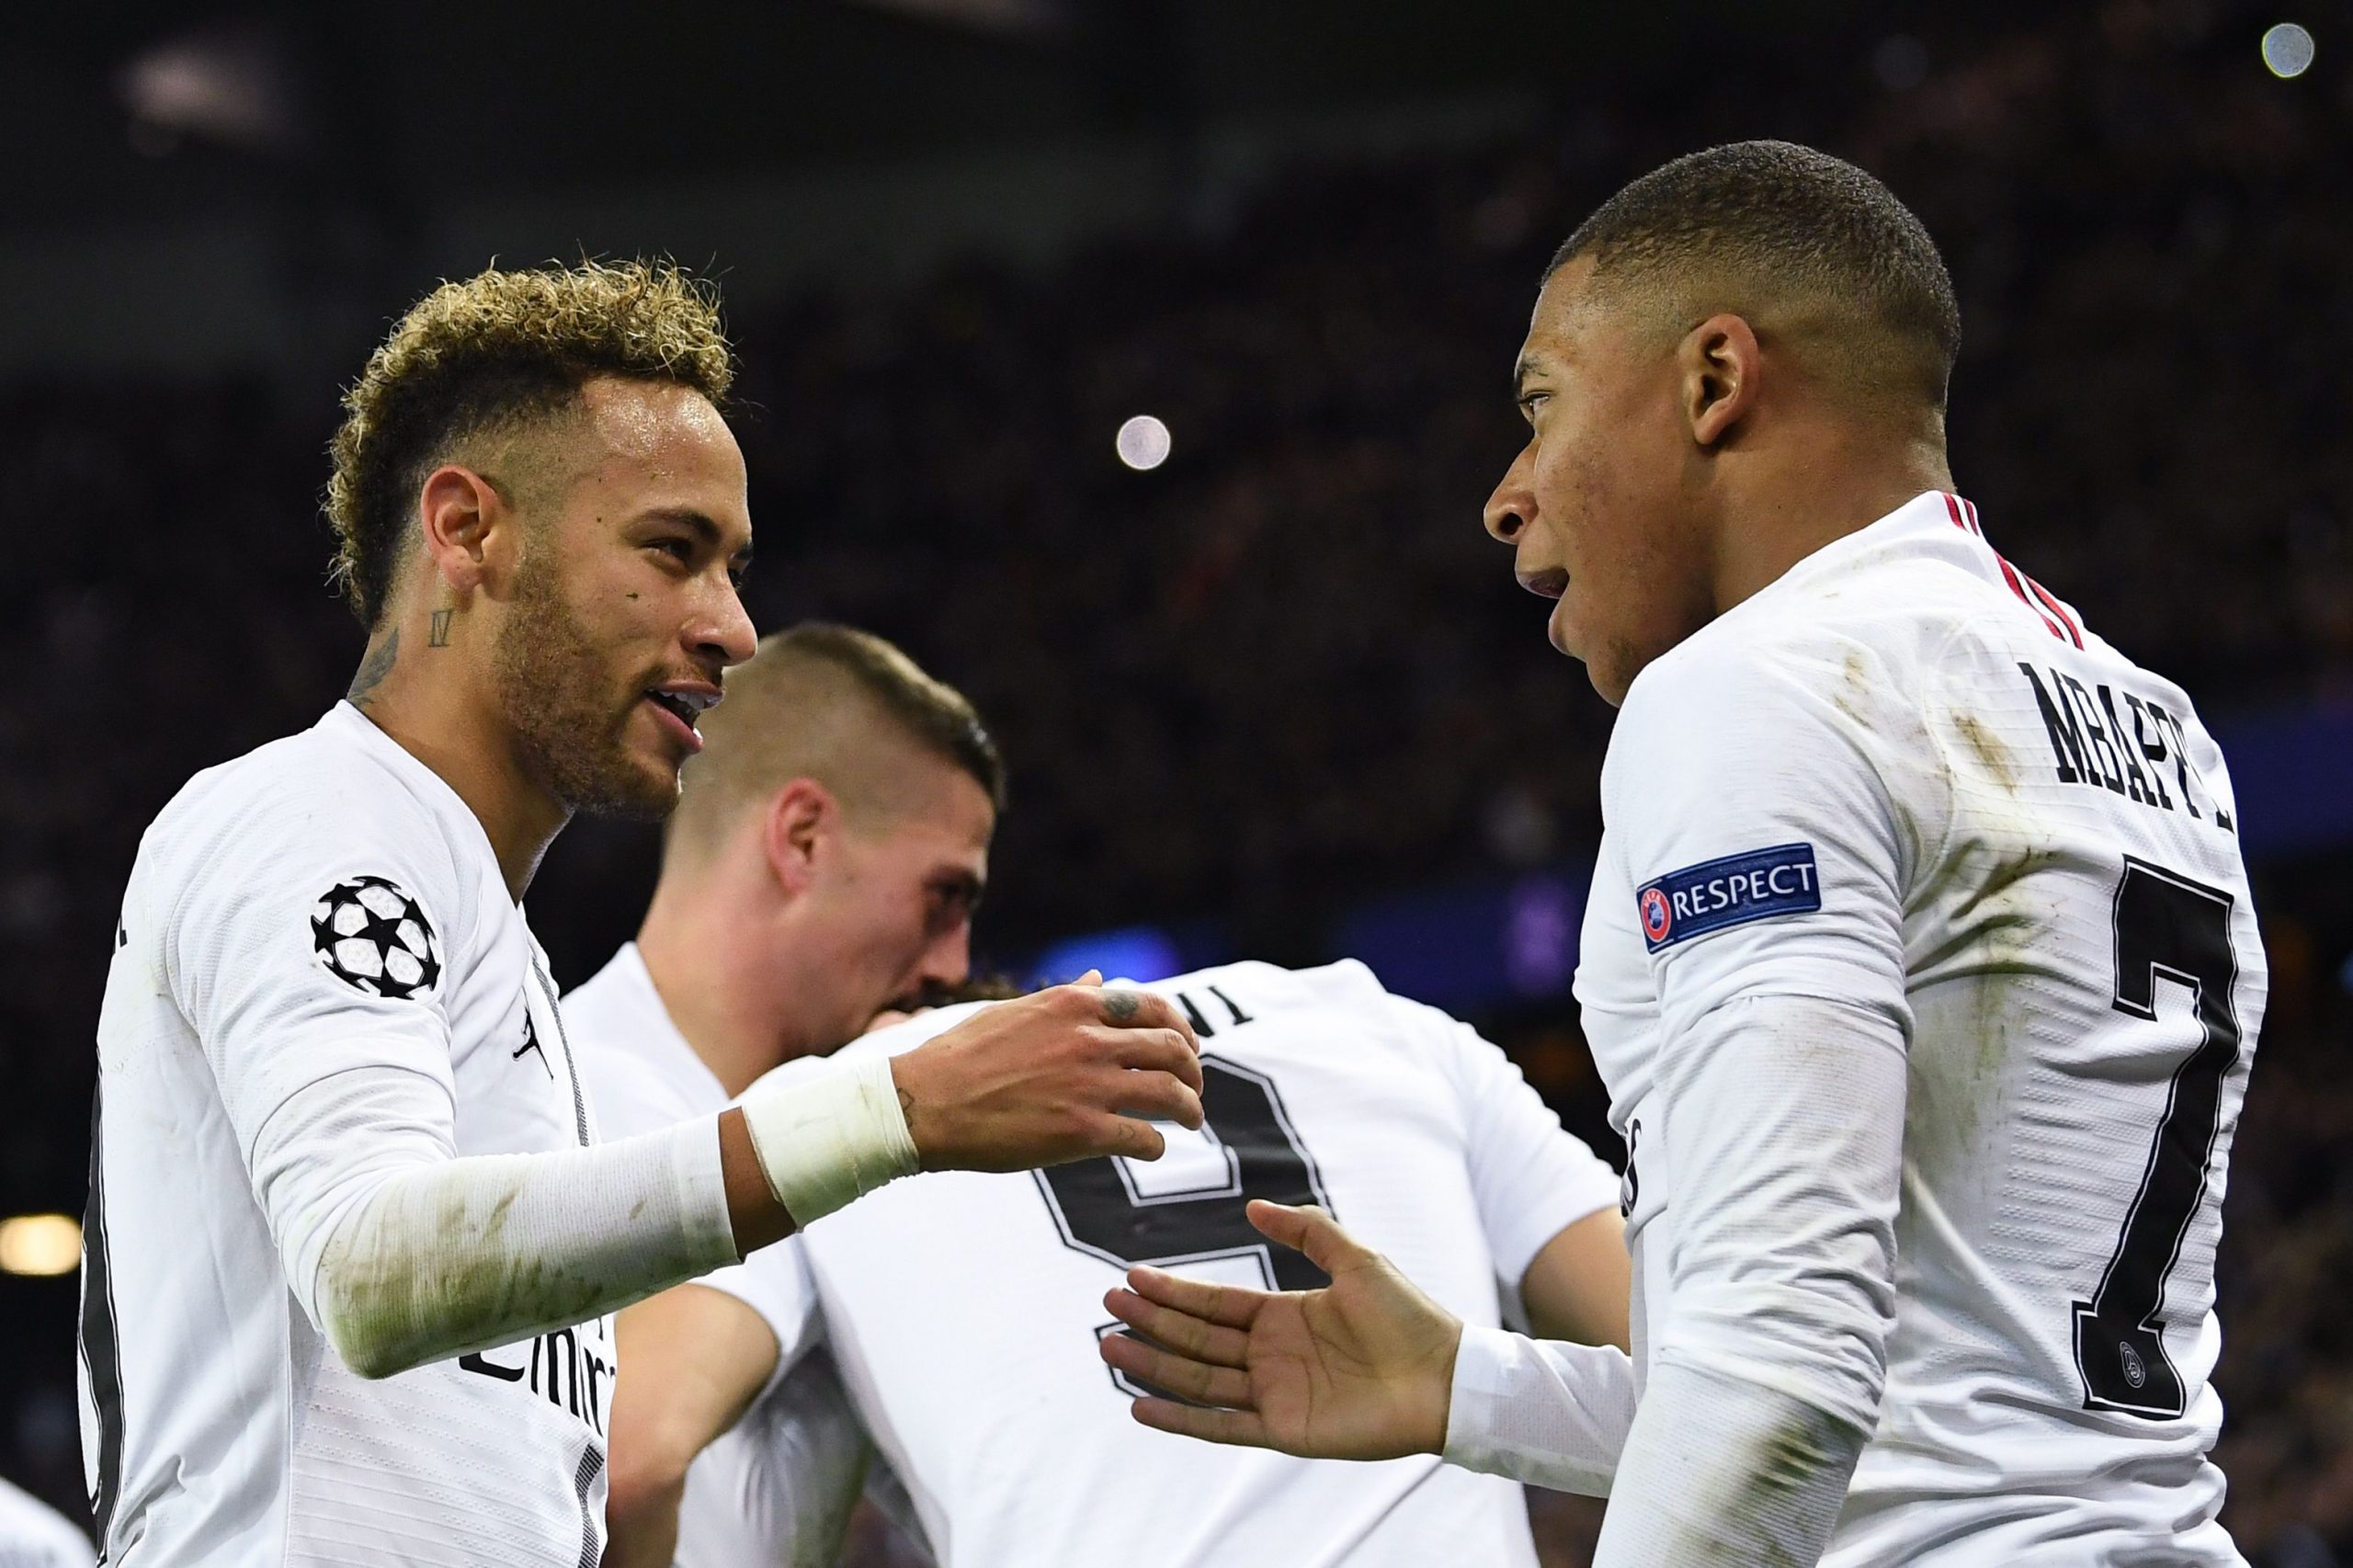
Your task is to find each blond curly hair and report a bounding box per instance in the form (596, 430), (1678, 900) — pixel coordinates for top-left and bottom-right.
(324, 258), (734, 626)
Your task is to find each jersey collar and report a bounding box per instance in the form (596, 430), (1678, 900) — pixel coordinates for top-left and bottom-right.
(1764, 489), (2086, 647)
(1769, 489), (1996, 589)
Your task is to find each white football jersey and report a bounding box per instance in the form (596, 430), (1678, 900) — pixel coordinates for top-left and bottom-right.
(79, 703), (618, 1567)
(717, 959), (1622, 1568)
(1577, 491), (2266, 1562)
(0, 1477), (93, 1568)
(566, 945), (881, 1568)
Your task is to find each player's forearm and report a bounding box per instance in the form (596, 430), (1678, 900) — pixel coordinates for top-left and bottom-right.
(304, 1052), (929, 1378)
(605, 1282), (785, 1568)
(1569, 993), (1902, 1560)
(1518, 1207), (1633, 1351)
(1442, 1328), (1636, 1496)
(1591, 1359), (1864, 1567)
(1657, 994), (1904, 1431)
(600, 1458), (688, 1568)
(312, 1118), (737, 1379)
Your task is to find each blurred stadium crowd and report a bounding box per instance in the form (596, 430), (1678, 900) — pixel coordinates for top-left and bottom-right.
(4, 2), (2350, 1562)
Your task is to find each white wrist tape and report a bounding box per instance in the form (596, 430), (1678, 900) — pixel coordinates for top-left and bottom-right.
(740, 1054), (922, 1227)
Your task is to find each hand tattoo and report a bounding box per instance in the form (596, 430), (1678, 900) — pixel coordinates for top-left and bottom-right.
(1103, 989), (1142, 1024)
(347, 629), (398, 707)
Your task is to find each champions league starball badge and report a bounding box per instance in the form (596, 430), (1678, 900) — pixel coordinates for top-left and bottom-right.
(312, 875), (443, 1000)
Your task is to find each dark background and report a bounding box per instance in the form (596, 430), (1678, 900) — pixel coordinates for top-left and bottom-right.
(4, 3), (2351, 1562)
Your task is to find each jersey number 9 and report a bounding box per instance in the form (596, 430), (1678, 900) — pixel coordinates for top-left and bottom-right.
(1029, 989), (1334, 1398)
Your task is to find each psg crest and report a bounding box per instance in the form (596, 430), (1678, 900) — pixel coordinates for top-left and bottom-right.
(312, 875), (443, 1000)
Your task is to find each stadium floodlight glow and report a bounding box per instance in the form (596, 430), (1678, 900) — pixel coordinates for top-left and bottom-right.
(2262, 23), (2315, 77)
(1115, 415), (1172, 471)
(0, 1213), (82, 1277)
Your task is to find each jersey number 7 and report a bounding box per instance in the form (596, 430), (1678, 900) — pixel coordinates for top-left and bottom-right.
(2073, 858), (2245, 1419)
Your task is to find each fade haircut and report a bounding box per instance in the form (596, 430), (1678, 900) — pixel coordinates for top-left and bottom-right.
(325, 258), (734, 628)
(1549, 141), (1961, 412)
(668, 623), (1006, 855)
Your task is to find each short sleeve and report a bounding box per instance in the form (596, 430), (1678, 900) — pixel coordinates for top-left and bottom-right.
(1389, 996), (1621, 1288)
(1601, 625), (1942, 1040)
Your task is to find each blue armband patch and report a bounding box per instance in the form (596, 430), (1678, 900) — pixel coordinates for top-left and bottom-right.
(1636, 843), (1821, 952)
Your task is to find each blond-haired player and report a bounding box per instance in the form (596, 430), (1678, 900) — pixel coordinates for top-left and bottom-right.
(78, 260), (1201, 1568)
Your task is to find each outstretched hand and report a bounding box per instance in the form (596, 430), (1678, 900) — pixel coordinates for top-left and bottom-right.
(1098, 1200), (1462, 1461)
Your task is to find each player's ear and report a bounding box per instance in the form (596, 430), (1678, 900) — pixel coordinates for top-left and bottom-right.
(1680, 312), (1761, 449)
(416, 465), (506, 599)
(763, 778), (836, 897)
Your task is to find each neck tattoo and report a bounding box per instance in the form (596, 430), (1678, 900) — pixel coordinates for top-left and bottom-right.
(347, 628), (399, 707)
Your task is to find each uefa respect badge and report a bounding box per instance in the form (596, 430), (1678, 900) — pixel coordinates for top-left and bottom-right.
(1636, 843), (1821, 952)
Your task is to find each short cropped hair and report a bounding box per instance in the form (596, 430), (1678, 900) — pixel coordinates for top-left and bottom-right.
(325, 258), (733, 627)
(670, 623), (1006, 852)
(1551, 141), (1960, 409)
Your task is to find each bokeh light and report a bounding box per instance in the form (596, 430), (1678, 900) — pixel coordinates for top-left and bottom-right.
(2262, 23), (2315, 78)
(0, 1214), (81, 1278)
(1114, 415), (1171, 471)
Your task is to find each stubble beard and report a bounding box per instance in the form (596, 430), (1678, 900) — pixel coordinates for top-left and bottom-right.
(493, 558), (678, 822)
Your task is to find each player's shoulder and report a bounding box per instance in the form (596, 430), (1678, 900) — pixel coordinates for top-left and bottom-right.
(137, 705), (480, 937)
(810, 959), (1422, 1077)
(580, 1041), (710, 1138)
(805, 1000), (994, 1076)
(149, 706), (449, 858)
(562, 945), (662, 1051)
(1608, 606), (1928, 811)
(1600, 526), (1995, 873)
(1140, 956), (1385, 1013)
(1149, 957), (1483, 1066)
(1625, 572), (1964, 733)
(1608, 496), (2072, 790)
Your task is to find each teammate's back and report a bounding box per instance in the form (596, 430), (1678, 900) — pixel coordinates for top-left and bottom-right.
(751, 960), (1620, 1568)
(1579, 491), (2267, 1562)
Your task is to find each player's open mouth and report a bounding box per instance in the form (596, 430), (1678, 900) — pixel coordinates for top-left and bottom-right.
(643, 686), (719, 750)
